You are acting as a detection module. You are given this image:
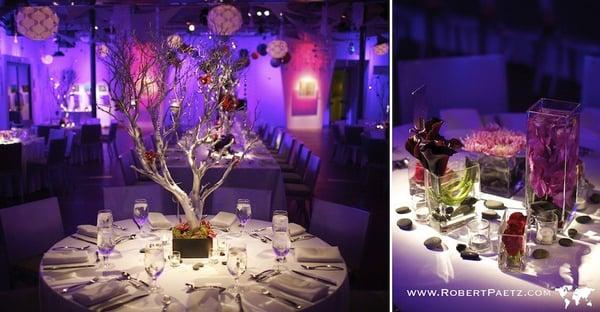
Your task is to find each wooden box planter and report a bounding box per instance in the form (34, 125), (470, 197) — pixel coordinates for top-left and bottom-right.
(172, 238), (212, 258)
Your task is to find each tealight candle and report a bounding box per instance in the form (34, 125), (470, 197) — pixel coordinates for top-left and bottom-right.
(536, 227), (554, 244)
(535, 211), (558, 245)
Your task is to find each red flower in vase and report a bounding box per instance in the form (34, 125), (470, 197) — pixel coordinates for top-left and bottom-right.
(412, 162), (425, 185)
(502, 212), (526, 256)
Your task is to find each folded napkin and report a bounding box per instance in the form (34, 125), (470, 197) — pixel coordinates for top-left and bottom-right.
(76, 225), (97, 238)
(289, 223), (306, 237)
(295, 247), (344, 263)
(186, 288), (222, 312)
(269, 274), (329, 302)
(148, 212), (172, 229)
(72, 280), (127, 306)
(43, 250), (89, 265)
(210, 212), (237, 228)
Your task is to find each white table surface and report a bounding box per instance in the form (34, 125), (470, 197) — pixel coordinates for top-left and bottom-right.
(392, 125), (600, 311)
(40, 216), (349, 312)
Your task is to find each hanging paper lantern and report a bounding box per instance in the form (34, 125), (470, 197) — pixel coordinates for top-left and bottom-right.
(374, 42), (389, 56)
(41, 54), (53, 65)
(267, 40), (288, 59)
(207, 5), (242, 36)
(270, 58), (282, 68)
(281, 52), (291, 64)
(16, 6), (60, 40)
(257, 44), (268, 56)
(167, 34), (183, 49)
(251, 52), (259, 60)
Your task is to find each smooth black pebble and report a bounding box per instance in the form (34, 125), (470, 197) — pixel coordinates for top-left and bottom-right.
(482, 209), (499, 220)
(576, 215), (592, 224)
(424, 237), (443, 251)
(559, 238), (573, 247)
(461, 197), (478, 206)
(532, 248), (549, 259)
(445, 206), (454, 215)
(397, 218), (413, 231)
(460, 250), (480, 261)
(568, 228), (578, 239)
(590, 193), (600, 204)
(456, 243), (467, 252)
(192, 262), (204, 270)
(484, 200), (505, 210)
(396, 206), (411, 214)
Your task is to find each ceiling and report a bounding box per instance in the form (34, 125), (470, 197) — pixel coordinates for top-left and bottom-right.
(1, 1), (388, 46)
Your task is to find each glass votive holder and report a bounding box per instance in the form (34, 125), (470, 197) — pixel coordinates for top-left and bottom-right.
(413, 195), (429, 223)
(168, 251), (181, 267)
(208, 246), (219, 265)
(535, 211), (558, 245)
(467, 219), (491, 252)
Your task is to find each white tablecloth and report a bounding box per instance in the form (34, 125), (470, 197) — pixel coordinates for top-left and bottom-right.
(392, 125), (600, 311)
(40, 216), (349, 312)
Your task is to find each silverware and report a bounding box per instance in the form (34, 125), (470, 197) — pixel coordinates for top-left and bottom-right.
(291, 270), (337, 286)
(121, 272), (150, 288)
(249, 233), (268, 243)
(253, 270), (281, 283)
(291, 235), (315, 242)
(161, 295), (172, 312)
(60, 277), (99, 293)
(214, 227), (230, 232)
(300, 264), (344, 271)
(70, 235), (96, 244)
(113, 224), (127, 231)
(237, 293), (244, 312)
(184, 283), (226, 293)
(52, 245), (90, 251)
(260, 289), (302, 309)
(43, 263), (97, 270)
(115, 234), (136, 245)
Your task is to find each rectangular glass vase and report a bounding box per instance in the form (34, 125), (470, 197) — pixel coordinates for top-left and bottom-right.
(475, 154), (525, 198)
(498, 208), (528, 272)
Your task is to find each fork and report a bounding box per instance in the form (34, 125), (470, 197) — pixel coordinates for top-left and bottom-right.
(260, 289), (302, 309)
(185, 283), (226, 293)
(300, 264), (344, 271)
(52, 245), (90, 251)
(291, 235), (315, 242)
(60, 277), (99, 293)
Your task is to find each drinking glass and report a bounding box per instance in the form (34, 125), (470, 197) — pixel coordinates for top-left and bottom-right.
(168, 251), (181, 267)
(272, 210), (289, 233)
(144, 243), (166, 293)
(133, 199), (149, 236)
(467, 219), (491, 252)
(236, 199), (252, 236)
(535, 211), (558, 245)
(97, 209), (113, 229)
(272, 231), (291, 272)
(97, 228), (115, 271)
(227, 241), (247, 294)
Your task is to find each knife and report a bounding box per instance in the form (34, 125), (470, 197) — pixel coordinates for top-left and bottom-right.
(96, 291), (149, 311)
(291, 270), (337, 286)
(43, 264), (97, 271)
(70, 235), (96, 244)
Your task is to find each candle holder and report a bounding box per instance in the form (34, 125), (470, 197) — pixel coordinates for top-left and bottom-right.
(534, 211), (558, 245)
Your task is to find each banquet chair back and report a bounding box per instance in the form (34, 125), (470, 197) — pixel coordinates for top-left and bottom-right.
(48, 129), (65, 142)
(287, 141), (304, 167)
(582, 56), (600, 110)
(36, 125), (59, 144)
(270, 128), (284, 151)
(209, 187), (273, 221)
(80, 124), (101, 144)
(103, 184), (170, 221)
(397, 55), (507, 123)
(64, 131), (75, 158)
(296, 145), (312, 177)
(118, 153), (138, 186)
(47, 139), (67, 166)
(439, 109), (483, 130)
(309, 198), (370, 270)
(0, 197), (63, 268)
(277, 134), (295, 163)
(303, 154), (321, 193)
(262, 125), (273, 143)
(0, 142), (22, 175)
(344, 126), (364, 146)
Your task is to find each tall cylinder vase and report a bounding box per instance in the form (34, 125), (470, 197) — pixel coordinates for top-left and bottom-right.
(525, 98), (580, 229)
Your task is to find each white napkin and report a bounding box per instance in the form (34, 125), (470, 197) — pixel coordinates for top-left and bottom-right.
(186, 288), (222, 312)
(148, 212), (172, 229)
(76, 225), (97, 238)
(210, 212), (237, 228)
(269, 274), (329, 302)
(43, 250), (89, 265)
(71, 280), (127, 306)
(295, 247), (344, 263)
(289, 223), (306, 237)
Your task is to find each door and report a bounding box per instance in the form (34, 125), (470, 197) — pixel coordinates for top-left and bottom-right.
(6, 61), (32, 124)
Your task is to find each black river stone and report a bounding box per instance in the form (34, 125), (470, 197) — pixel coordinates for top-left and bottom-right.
(559, 238), (573, 247)
(567, 228), (578, 239)
(484, 200), (505, 210)
(590, 193), (600, 204)
(461, 197), (478, 206)
(456, 243), (467, 252)
(397, 218), (413, 231)
(395, 206), (411, 214)
(532, 248), (549, 259)
(576, 216), (592, 224)
(424, 237), (443, 251)
(460, 250), (481, 261)
(482, 209), (499, 220)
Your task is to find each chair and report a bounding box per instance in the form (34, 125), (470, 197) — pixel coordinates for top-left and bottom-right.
(273, 134), (296, 165)
(439, 109), (483, 130)
(329, 124), (346, 162)
(309, 198), (370, 271)
(261, 125), (273, 143)
(361, 137), (388, 188)
(268, 128), (284, 152)
(396, 55), (507, 124)
(64, 130), (75, 159)
(0, 197), (64, 289)
(28, 138), (67, 195)
(102, 122), (118, 159)
(282, 145), (311, 183)
(47, 128), (65, 142)
(344, 125), (364, 166)
(209, 187), (273, 221)
(285, 154), (321, 225)
(102, 184), (171, 221)
(0, 142), (24, 202)
(279, 141), (304, 170)
(118, 152), (138, 186)
(74, 124), (102, 164)
(36, 125), (60, 144)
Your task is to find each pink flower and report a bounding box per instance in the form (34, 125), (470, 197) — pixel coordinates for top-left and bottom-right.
(462, 127), (526, 157)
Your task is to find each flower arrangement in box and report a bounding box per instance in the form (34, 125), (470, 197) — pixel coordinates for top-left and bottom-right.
(498, 210), (528, 272)
(172, 219), (216, 258)
(463, 126), (526, 198)
(405, 118), (480, 232)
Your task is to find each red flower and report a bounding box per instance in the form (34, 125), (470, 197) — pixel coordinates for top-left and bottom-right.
(143, 150), (157, 164)
(175, 222), (190, 232)
(502, 212), (526, 256)
(412, 162), (425, 185)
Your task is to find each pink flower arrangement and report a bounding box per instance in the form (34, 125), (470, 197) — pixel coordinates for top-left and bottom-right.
(462, 126), (526, 158)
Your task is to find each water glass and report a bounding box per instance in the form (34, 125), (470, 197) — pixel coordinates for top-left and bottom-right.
(272, 210), (289, 233)
(535, 211), (558, 245)
(272, 231), (291, 272)
(236, 199), (252, 235)
(97, 228), (115, 271)
(144, 244), (166, 293)
(97, 209), (113, 229)
(227, 241), (247, 294)
(133, 199), (149, 235)
(168, 251), (181, 267)
(467, 219), (491, 252)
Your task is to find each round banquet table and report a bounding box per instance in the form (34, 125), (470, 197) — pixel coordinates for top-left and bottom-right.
(39, 216), (349, 312)
(392, 125), (600, 311)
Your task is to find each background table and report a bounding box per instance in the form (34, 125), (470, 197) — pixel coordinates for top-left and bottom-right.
(40, 216), (349, 312)
(0, 136), (44, 197)
(392, 124), (600, 311)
